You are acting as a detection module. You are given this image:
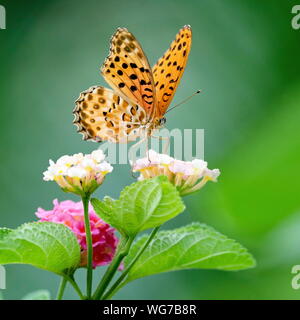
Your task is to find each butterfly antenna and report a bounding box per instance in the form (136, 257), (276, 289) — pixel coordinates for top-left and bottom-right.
(166, 90), (202, 113)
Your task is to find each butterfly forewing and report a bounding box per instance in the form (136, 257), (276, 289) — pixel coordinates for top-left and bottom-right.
(152, 25), (192, 116)
(101, 28), (156, 121)
(73, 86), (147, 143)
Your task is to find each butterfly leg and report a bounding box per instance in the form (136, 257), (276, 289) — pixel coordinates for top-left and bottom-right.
(128, 133), (148, 166)
(128, 135), (147, 179)
(151, 135), (170, 154)
(146, 133), (150, 162)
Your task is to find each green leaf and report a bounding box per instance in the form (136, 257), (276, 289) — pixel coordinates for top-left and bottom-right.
(0, 228), (12, 240)
(22, 290), (51, 300)
(0, 222), (81, 275)
(124, 223), (256, 283)
(92, 176), (185, 236)
(91, 196), (116, 228)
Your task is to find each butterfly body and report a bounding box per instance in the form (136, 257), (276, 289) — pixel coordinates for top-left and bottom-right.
(73, 25), (192, 143)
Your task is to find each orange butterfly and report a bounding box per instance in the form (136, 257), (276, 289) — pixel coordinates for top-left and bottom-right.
(73, 25), (192, 143)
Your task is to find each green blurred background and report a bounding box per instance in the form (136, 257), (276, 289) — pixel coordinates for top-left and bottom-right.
(1, 0), (300, 299)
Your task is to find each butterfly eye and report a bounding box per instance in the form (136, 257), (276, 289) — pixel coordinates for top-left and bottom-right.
(159, 117), (167, 126)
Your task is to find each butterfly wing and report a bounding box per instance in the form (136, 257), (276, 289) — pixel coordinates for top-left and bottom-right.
(101, 28), (156, 121)
(73, 86), (147, 143)
(152, 25), (192, 116)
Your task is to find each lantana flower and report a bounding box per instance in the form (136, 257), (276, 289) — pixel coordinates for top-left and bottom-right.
(43, 150), (113, 196)
(132, 150), (220, 196)
(36, 199), (119, 268)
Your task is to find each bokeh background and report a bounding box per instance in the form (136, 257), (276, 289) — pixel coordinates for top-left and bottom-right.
(1, 0), (300, 299)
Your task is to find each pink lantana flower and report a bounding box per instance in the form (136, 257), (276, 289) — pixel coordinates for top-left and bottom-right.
(36, 199), (119, 268)
(132, 150), (220, 196)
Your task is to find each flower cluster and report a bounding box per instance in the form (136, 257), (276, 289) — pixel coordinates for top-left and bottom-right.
(132, 150), (220, 196)
(43, 150), (113, 196)
(36, 199), (119, 268)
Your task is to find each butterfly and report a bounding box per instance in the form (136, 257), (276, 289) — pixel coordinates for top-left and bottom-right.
(73, 25), (192, 143)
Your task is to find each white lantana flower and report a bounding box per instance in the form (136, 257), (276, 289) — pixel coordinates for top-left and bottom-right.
(43, 149), (113, 196)
(132, 150), (220, 196)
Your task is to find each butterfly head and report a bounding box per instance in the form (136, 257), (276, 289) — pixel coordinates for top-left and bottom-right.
(153, 117), (166, 129)
(159, 117), (166, 126)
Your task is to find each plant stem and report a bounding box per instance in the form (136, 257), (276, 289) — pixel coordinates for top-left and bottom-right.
(63, 274), (85, 300)
(82, 194), (93, 299)
(56, 276), (67, 300)
(102, 226), (160, 300)
(93, 235), (134, 300)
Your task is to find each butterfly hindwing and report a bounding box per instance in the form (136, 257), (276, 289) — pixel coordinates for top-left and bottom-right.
(101, 28), (156, 121)
(152, 25), (192, 116)
(73, 86), (147, 143)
